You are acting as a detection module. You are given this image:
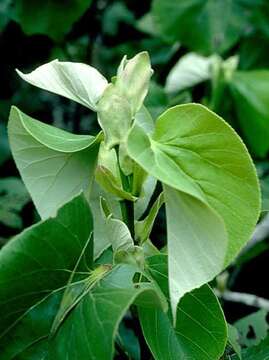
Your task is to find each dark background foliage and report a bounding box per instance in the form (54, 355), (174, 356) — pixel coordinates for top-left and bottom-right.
(1, 0), (269, 355)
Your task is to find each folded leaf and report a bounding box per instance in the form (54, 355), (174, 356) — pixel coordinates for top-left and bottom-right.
(128, 103), (260, 316)
(8, 106), (100, 219)
(17, 60), (108, 111)
(139, 255), (227, 360)
(230, 70), (269, 157)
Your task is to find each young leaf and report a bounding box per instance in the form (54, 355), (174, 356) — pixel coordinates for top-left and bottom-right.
(230, 70), (269, 157)
(128, 103), (260, 316)
(116, 52), (153, 116)
(139, 255), (227, 360)
(8, 106), (100, 219)
(97, 83), (133, 148)
(95, 143), (136, 201)
(16, 60), (108, 111)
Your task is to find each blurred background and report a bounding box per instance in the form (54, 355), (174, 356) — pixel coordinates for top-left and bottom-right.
(1, 0), (269, 350)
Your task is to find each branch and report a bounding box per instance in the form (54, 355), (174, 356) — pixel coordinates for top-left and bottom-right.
(215, 289), (269, 311)
(240, 212), (269, 255)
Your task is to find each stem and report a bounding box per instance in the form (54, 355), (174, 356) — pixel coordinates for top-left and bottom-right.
(120, 200), (134, 238)
(115, 146), (135, 239)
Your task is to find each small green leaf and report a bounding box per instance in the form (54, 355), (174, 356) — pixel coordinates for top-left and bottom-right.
(230, 70), (269, 157)
(8, 107), (100, 219)
(16, 60), (108, 111)
(128, 103), (260, 317)
(139, 255), (227, 360)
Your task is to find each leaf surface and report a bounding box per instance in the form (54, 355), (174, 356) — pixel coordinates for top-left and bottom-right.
(8, 107), (100, 219)
(152, 0), (259, 54)
(230, 70), (269, 157)
(17, 60), (108, 111)
(139, 255), (227, 360)
(128, 103), (260, 315)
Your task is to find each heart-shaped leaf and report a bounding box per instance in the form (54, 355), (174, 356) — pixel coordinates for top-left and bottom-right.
(127, 103), (260, 316)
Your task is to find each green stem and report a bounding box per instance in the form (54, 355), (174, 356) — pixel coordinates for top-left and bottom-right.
(115, 146), (135, 239)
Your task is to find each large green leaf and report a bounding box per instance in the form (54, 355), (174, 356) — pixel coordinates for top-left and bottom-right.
(139, 255), (227, 360)
(0, 194), (93, 338)
(230, 70), (269, 157)
(152, 0), (260, 55)
(0, 199), (166, 359)
(127, 103), (260, 315)
(8, 106), (100, 220)
(13, 0), (92, 41)
(17, 60), (108, 111)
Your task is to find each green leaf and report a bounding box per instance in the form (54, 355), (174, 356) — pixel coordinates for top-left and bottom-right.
(0, 194), (93, 338)
(8, 106), (100, 220)
(164, 185), (227, 316)
(139, 255), (227, 360)
(230, 70), (269, 157)
(165, 53), (215, 93)
(0, 193), (166, 359)
(235, 309), (269, 348)
(135, 192), (164, 244)
(0, 177), (30, 229)
(16, 60), (108, 111)
(13, 0), (92, 41)
(127, 103), (260, 316)
(95, 143), (136, 201)
(152, 0), (259, 54)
